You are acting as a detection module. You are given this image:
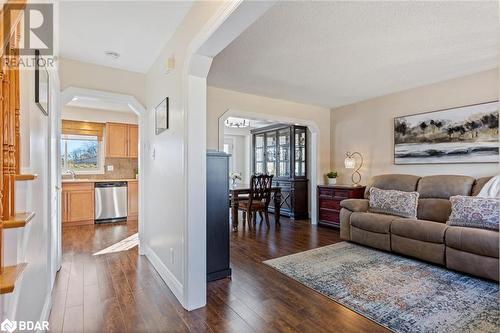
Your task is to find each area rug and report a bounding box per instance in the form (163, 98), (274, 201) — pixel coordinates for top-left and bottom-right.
(263, 242), (499, 333)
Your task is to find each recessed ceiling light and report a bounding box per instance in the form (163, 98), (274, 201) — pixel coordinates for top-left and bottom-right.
(105, 51), (120, 60)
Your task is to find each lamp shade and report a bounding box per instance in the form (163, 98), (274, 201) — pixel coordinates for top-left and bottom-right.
(344, 156), (356, 169)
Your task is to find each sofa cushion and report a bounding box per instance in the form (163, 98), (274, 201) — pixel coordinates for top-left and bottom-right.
(417, 175), (475, 199)
(417, 198), (451, 223)
(447, 195), (500, 231)
(351, 226), (391, 251)
(350, 212), (396, 234)
(364, 174), (421, 199)
(471, 176), (493, 196)
(391, 218), (447, 244)
(392, 235), (445, 265)
(446, 247), (499, 282)
(446, 226), (499, 258)
(340, 199), (369, 212)
(369, 187), (419, 218)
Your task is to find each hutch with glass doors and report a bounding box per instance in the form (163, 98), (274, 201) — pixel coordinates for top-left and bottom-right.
(251, 124), (308, 219)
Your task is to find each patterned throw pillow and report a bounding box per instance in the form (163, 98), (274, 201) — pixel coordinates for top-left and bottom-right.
(448, 196), (500, 231)
(369, 187), (419, 218)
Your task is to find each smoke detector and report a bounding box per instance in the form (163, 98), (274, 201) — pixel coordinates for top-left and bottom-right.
(104, 51), (120, 60)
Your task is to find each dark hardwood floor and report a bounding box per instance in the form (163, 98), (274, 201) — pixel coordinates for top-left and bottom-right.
(49, 216), (388, 333)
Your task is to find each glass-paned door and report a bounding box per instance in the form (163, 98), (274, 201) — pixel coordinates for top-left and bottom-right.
(254, 133), (265, 174)
(278, 128), (290, 177)
(265, 132), (276, 176)
(294, 128), (306, 177)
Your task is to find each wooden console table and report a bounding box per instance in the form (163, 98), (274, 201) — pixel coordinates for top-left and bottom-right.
(317, 185), (365, 228)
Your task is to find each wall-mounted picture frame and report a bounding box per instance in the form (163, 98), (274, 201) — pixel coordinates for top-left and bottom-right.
(35, 50), (49, 116)
(155, 97), (169, 135)
(394, 100), (499, 164)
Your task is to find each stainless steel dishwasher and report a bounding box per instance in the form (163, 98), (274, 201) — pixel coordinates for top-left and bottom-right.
(94, 182), (128, 223)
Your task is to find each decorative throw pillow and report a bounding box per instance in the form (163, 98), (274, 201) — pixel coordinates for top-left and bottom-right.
(448, 195), (499, 231)
(368, 187), (419, 218)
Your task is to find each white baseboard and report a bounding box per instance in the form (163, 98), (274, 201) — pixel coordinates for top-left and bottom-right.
(37, 293), (52, 333)
(142, 244), (184, 306)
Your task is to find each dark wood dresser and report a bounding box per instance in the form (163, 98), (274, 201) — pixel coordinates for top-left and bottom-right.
(317, 185), (366, 228)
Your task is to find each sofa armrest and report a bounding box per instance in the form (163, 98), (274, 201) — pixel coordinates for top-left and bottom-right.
(340, 199), (369, 212)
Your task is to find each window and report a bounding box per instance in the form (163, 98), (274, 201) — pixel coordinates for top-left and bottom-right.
(61, 134), (104, 174)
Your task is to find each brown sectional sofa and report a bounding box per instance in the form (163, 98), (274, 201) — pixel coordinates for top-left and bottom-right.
(340, 174), (499, 281)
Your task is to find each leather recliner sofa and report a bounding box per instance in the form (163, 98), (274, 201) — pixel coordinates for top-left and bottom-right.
(339, 174), (499, 281)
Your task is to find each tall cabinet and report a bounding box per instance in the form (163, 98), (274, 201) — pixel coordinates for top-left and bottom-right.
(206, 151), (231, 281)
(251, 124), (308, 219)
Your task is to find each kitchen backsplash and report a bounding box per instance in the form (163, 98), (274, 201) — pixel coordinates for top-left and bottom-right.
(62, 157), (138, 180)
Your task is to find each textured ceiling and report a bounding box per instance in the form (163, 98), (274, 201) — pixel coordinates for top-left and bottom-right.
(208, 1), (498, 108)
(60, 1), (193, 73)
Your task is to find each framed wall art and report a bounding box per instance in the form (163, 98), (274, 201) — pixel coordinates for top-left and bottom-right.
(394, 101), (499, 164)
(35, 50), (49, 115)
(155, 97), (169, 135)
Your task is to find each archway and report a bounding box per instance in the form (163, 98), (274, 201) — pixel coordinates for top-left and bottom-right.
(218, 109), (320, 225)
(58, 87), (147, 270)
(181, 1), (277, 310)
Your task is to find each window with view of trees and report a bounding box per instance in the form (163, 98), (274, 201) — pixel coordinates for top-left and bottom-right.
(61, 135), (103, 173)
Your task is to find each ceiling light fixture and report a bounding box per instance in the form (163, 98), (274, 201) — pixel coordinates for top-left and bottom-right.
(104, 51), (120, 60)
(225, 117), (250, 128)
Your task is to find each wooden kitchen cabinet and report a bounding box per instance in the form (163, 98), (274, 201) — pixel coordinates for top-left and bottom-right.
(106, 123), (138, 158)
(127, 181), (138, 218)
(62, 182), (95, 227)
(106, 123), (128, 157)
(128, 125), (138, 158)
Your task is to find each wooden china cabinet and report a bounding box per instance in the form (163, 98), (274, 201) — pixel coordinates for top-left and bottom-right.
(251, 124), (308, 219)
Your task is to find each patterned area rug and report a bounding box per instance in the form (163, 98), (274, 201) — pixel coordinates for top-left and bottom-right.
(264, 242), (499, 333)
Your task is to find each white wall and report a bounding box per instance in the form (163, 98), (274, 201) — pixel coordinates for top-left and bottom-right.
(62, 106), (138, 124)
(330, 69), (499, 184)
(207, 86), (332, 182)
(59, 57), (146, 105)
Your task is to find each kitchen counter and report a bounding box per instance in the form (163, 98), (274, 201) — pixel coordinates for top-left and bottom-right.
(62, 178), (138, 183)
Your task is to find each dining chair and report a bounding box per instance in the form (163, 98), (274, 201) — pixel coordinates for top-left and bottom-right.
(239, 174), (274, 227)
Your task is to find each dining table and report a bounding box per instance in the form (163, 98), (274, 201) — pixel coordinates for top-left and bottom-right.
(229, 184), (282, 231)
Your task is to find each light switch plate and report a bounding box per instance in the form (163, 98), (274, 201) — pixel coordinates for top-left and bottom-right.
(107, 165), (114, 171)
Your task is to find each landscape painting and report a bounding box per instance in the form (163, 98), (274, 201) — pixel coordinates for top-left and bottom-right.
(394, 101), (499, 164)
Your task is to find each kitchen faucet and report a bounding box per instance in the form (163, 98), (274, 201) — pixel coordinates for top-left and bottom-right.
(67, 169), (76, 180)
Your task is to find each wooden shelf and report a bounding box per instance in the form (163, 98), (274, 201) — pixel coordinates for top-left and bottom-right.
(3, 212), (35, 229)
(0, 263), (27, 294)
(15, 174), (37, 181)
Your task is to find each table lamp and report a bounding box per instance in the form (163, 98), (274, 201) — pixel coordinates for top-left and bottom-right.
(344, 151), (363, 186)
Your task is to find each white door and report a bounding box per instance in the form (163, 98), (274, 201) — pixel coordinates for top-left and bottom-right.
(223, 138), (234, 172)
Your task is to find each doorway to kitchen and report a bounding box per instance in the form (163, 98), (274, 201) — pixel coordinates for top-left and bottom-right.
(56, 87), (146, 268)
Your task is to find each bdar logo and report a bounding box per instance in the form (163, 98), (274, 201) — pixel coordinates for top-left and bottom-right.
(0, 319), (17, 333)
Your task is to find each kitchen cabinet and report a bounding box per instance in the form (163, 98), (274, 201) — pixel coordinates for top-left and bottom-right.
(128, 125), (138, 158)
(62, 182), (95, 227)
(127, 181), (139, 218)
(106, 123), (128, 157)
(106, 123), (138, 158)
